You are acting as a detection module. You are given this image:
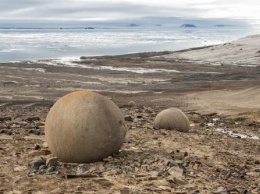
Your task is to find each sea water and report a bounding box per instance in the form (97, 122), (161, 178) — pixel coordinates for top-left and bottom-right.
(0, 26), (259, 62)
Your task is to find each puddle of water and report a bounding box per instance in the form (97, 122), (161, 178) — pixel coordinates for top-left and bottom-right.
(22, 68), (46, 73)
(210, 126), (259, 140)
(206, 117), (259, 140)
(35, 59), (180, 74)
(32, 58), (224, 74)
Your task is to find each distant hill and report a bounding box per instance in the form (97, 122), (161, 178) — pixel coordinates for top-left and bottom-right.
(0, 17), (249, 29)
(161, 34), (260, 67)
(85, 27), (95, 29)
(128, 23), (139, 27)
(215, 25), (227, 27)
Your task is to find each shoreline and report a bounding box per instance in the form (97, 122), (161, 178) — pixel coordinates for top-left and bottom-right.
(0, 47), (208, 64)
(0, 35), (259, 116)
(1, 34), (260, 120)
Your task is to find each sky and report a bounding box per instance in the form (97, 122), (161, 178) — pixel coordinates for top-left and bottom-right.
(0, 0), (259, 24)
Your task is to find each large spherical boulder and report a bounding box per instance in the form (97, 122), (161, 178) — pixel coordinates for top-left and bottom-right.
(45, 91), (127, 163)
(153, 108), (190, 132)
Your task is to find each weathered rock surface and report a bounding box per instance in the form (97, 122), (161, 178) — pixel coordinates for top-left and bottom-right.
(154, 108), (190, 132)
(45, 91), (127, 163)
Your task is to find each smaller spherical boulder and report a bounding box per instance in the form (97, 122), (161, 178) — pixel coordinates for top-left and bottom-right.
(153, 108), (190, 132)
(45, 91), (127, 163)
(128, 101), (136, 107)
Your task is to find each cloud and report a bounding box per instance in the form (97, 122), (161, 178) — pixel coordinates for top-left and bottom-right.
(0, 0), (259, 22)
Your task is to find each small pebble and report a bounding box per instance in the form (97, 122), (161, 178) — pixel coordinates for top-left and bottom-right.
(47, 166), (56, 173)
(167, 161), (179, 167)
(124, 115), (134, 122)
(30, 157), (46, 170)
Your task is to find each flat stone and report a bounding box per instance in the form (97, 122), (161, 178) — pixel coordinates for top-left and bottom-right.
(77, 165), (90, 175)
(167, 161), (179, 167)
(38, 126), (45, 130)
(34, 144), (41, 150)
(13, 176), (21, 183)
(47, 166), (56, 173)
(29, 129), (41, 135)
(76, 186), (85, 192)
(30, 157), (46, 170)
(0, 117), (12, 122)
(167, 166), (183, 179)
(14, 166), (27, 172)
(246, 172), (259, 177)
(46, 157), (58, 167)
(254, 168), (260, 172)
(145, 107), (154, 113)
(29, 149), (51, 156)
(50, 188), (63, 194)
(124, 115), (134, 121)
(26, 116), (40, 122)
(213, 187), (229, 194)
(42, 142), (48, 148)
(11, 124), (20, 128)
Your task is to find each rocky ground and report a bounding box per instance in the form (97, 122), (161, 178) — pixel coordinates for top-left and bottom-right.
(0, 105), (259, 194)
(0, 37), (260, 193)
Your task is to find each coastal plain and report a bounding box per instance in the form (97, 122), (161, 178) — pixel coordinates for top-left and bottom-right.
(0, 35), (259, 193)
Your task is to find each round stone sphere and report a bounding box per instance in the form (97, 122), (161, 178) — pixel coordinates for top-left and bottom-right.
(153, 108), (190, 132)
(127, 101), (136, 107)
(45, 91), (127, 163)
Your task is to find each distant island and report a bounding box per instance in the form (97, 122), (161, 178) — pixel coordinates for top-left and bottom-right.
(85, 27), (95, 29)
(128, 23), (139, 27)
(181, 24), (197, 28)
(215, 25), (227, 27)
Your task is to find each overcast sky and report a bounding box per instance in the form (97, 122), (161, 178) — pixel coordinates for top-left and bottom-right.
(0, 0), (259, 23)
